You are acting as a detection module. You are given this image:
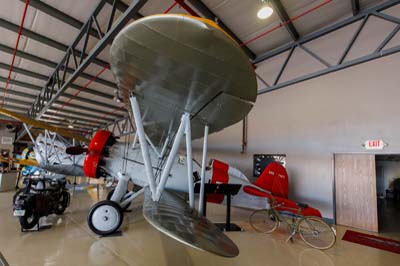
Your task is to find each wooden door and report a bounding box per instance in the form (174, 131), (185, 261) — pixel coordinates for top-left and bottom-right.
(335, 154), (378, 232)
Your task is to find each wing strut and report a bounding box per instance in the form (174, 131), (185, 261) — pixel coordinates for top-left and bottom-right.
(129, 96), (195, 206)
(199, 125), (209, 215)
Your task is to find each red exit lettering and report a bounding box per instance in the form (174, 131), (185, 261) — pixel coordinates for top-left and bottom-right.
(368, 140), (381, 147)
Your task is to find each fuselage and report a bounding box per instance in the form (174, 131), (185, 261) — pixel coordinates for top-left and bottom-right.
(103, 143), (270, 210)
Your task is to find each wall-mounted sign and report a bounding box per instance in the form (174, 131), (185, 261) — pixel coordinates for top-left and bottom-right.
(1, 136), (12, 145)
(363, 139), (387, 150)
(253, 154), (286, 177)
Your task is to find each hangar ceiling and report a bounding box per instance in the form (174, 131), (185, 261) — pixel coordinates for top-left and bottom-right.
(0, 0), (399, 139)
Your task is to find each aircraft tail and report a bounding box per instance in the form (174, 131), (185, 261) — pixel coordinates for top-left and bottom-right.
(254, 162), (288, 198)
(207, 160), (230, 204)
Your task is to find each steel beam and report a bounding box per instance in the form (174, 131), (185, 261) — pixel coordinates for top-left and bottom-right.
(259, 44), (400, 94)
(0, 62), (115, 97)
(28, 0), (148, 119)
(45, 109), (112, 124)
(24, 0), (99, 38)
(104, 0), (144, 20)
(0, 76), (121, 112)
(50, 106), (121, 121)
(2, 104), (27, 113)
(0, 43), (115, 87)
(100, 116), (135, 136)
(271, 0), (300, 40)
(299, 45), (331, 67)
(185, 0), (256, 60)
(0, 87), (36, 99)
(338, 15), (369, 64)
(1, 97), (31, 106)
(53, 101), (124, 119)
(0, 18), (109, 68)
(40, 122), (92, 133)
(375, 24), (400, 52)
(274, 46), (295, 85)
(351, 0), (360, 16)
(0, 43), (54, 68)
(258, 1), (400, 94)
(61, 93), (123, 111)
(253, 0), (400, 64)
(0, 75), (113, 100)
(372, 11), (400, 24)
(40, 117), (93, 130)
(0, 76), (41, 92)
(0, 62), (47, 80)
(41, 113), (103, 126)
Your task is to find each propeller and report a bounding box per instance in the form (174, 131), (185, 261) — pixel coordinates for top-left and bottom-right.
(66, 145), (88, 155)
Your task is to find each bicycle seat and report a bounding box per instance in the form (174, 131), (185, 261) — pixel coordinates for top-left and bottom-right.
(296, 202), (309, 209)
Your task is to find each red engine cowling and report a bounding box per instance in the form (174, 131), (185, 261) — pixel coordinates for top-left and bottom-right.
(84, 130), (114, 178)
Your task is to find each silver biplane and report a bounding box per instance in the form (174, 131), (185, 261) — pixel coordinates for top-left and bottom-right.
(82, 14), (257, 257)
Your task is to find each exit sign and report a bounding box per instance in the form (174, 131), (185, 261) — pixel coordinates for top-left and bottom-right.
(363, 139), (387, 150)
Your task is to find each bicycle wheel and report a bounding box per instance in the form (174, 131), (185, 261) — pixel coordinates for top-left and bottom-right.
(249, 209), (279, 233)
(297, 217), (336, 250)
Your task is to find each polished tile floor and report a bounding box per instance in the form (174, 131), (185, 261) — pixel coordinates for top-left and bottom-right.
(0, 189), (399, 266)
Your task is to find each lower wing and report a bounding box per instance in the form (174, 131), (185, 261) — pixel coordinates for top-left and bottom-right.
(142, 187), (239, 257)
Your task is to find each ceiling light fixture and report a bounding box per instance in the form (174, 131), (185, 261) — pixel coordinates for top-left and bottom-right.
(67, 119), (75, 129)
(257, 0), (274, 19)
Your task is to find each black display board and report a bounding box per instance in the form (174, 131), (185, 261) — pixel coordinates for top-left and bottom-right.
(253, 154), (286, 177)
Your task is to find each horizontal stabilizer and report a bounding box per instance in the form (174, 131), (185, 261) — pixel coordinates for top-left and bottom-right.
(143, 188), (239, 257)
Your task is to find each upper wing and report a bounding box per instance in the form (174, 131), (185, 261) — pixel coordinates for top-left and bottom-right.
(0, 108), (90, 143)
(142, 187), (239, 257)
(111, 14), (257, 145)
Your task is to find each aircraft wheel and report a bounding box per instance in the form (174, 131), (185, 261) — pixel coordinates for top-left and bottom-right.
(87, 200), (123, 236)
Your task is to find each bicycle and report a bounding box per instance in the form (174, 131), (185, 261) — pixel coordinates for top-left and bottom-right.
(249, 197), (336, 250)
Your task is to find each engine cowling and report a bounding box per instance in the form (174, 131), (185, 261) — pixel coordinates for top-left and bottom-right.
(83, 130), (116, 178)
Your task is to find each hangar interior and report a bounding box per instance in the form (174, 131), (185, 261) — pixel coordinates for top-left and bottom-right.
(1, 0), (400, 265)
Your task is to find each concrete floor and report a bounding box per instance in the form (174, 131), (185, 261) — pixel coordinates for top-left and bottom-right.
(0, 189), (399, 266)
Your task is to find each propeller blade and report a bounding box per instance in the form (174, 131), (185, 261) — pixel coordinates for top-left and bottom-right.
(66, 146), (88, 155)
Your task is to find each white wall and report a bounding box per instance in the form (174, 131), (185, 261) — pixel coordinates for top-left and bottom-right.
(195, 6), (400, 220)
(193, 51), (400, 220)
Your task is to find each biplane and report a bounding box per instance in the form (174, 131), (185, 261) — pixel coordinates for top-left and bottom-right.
(2, 14), (325, 258)
(0, 108), (87, 178)
(78, 14), (324, 258)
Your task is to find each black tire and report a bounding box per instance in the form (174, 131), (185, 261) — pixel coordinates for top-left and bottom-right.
(55, 191), (70, 215)
(19, 203), (39, 230)
(87, 200), (123, 236)
(107, 188), (131, 211)
(13, 188), (26, 205)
